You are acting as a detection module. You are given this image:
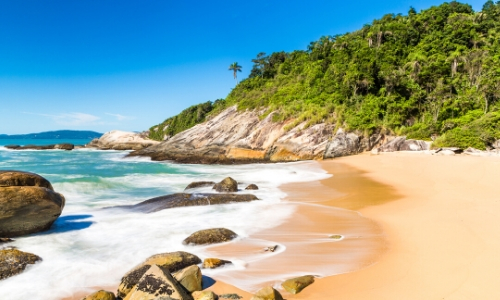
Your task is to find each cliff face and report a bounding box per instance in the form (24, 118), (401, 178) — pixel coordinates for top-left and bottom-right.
(129, 106), (388, 163)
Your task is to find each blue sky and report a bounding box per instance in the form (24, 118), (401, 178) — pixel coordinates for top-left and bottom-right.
(0, 0), (486, 134)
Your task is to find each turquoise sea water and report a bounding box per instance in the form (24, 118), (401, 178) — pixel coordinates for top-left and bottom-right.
(0, 145), (330, 299)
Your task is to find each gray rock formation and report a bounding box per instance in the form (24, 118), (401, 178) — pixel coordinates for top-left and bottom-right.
(87, 130), (159, 150)
(324, 129), (362, 158)
(183, 228), (238, 245)
(0, 249), (42, 280)
(0, 171), (65, 237)
(117, 251), (201, 299)
(378, 136), (429, 152)
(115, 193), (259, 213)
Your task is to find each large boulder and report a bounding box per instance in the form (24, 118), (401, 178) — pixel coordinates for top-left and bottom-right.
(87, 130), (159, 151)
(118, 193), (259, 214)
(82, 290), (116, 300)
(117, 251), (201, 299)
(193, 290), (218, 300)
(378, 137), (429, 152)
(250, 286), (284, 300)
(173, 265), (202, 293)
(324, 129), (362, 158)
(281, 275), (315, 294)
(213, 177), (238, 193)
(0, 171), (65, 237)
(123, 264), (193, 300)
(0, 248), (42, 280)
(184, 181), (216, 190)
(245, 184), (259, 190)
(183, 228), (238, 246)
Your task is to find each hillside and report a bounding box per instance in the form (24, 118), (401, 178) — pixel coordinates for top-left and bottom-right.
(149, 1), (500, 150)
(0, 130), (102, 140)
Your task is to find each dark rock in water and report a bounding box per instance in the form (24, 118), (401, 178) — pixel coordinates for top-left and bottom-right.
(0, 170), (54, 190)
(0, 171), (65, 237)
(245, 184), (259, 190)
(82, 290), (116, 300)
(281, 275), (315, 294)
(0, 248), (42, 280)
(117, 251), (201, 299)
(213, 177), (238, 193)
(0, 238), (13, 244)
(202, 258), (232, 269)
(123, 264), (193, 300)
(183, 228), (238, 246)
(251, 286), (284, 300)
(4, 144), (74, 150)
(264, 245), (278, 252)
(219, 294), (242, 299)
(118, 193), (259, 213)
(184, 181), (216, 190)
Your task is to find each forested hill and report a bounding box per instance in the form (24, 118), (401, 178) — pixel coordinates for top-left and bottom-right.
(150, 1), (500, 150)
(0, 130), (102, 139)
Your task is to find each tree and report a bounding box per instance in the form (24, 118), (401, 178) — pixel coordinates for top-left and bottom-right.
(228, 62), (242, 84)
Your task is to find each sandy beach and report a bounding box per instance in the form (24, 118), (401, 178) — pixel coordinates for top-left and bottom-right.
(64, 152), (500, 299)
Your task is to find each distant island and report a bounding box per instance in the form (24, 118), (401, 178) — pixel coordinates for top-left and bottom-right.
(0, 130), (102, 140)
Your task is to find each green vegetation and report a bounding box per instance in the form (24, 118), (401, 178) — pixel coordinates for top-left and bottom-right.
(148, 99), (225, 141)
(228, 62), (242, 84)
(150, 1), (500, 149)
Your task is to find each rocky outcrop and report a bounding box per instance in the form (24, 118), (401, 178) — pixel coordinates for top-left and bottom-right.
(117, 251), (201, 299)
(378, 136), (429, 152)
(0, 249), (42, 280)
(213, 177), (238, 193)
(183, 228), (238, 245)
(251, 286), (284, 300)
(87, 130), (159, 150)
(202, 258), (232, 269)
(5, 143), (75, 150)
(123, 264), (193, 300)
(173, 265), (202, 293)
(82, 290), (116, 300)
(128, 106), (335, 163)
(117, 193), (259, 213)
(281, 275), (315, 294)
(323, 129), (363, 158)
(0, 171), (65, 237)
(184, 181), (216, 190)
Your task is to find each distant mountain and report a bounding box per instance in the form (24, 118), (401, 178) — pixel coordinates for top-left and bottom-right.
(0, 130), (103, 139)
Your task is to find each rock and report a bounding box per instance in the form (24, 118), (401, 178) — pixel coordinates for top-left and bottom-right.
(0, 238), (13, 244)
(378, 136), (406, 152)
(219, 294), (242, 299)
(202, 258), (232, 269)
(213, 177), (238, 193)
(173, 265), (202, 293)
(0, 170), (53, 190)
(324, 129), (362, 158)
(245, 184), (259, 190)
(123, 264), (193, 300)
(493, 140), (500, 149)
(435, 149), (456, 156)
(464, 147), (485, 155)
(4, 145), (20, 149)
(82, 290), (116, 300)
(281, 275), (315, 294)
(264, 245), (278, 252)
(192, 290), (218, 300)
(250, 286), (283, 300)
(117, 251), (201, 299)
(118, 193), (259, 214)
(434, 147), (463, 154)
(4, 144), (74, 150)
(183, 228), (238, 246)
(0, 248), (42, 280)
(0, 171), (65, 237)
(185, 181), (216, 190)
(378, 137), (429, 152)
(86, 130), (160, 151)
(329, 235), (343, 240)
(54, 143), (75, 150)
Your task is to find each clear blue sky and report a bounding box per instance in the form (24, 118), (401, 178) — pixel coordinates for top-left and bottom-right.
(0, 0), (486, 134)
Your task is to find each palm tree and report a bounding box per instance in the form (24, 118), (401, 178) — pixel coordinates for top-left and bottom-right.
(228, 62), (242, 84)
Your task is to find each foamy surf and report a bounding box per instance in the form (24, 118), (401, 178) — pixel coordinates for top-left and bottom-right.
(0, 149), (330, 300)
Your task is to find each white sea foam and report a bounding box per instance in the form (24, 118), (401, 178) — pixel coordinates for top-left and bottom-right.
(0, 149), (331, 300)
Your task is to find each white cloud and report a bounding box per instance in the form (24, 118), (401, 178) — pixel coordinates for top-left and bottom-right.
(105, 113), (135, 121)
(23, 112), (101, 126)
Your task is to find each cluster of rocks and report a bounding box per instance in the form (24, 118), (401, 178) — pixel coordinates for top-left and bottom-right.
(81, 227), (315, 300)
(86, 130), (160, 151)
(0, 171), (65, 280)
